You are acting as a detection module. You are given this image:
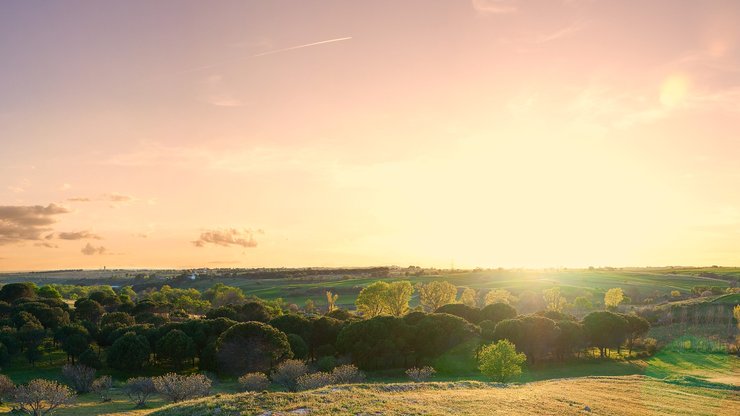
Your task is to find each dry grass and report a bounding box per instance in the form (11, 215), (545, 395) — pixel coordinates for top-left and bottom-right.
(150, 375), (739, 416)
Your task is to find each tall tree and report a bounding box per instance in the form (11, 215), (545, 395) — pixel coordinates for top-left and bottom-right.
(417, 281), (457, 312)
(384, 281), (413, 316)
(459, 288), (478, 307)
(355, 282), (389, 318)
(543, 287), (567, 312)
(604, 288), (624, 310)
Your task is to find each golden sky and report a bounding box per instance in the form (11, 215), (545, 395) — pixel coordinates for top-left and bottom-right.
(1, 0), (739, 271)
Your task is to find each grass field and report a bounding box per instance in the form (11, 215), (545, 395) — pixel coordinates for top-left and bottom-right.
(1, 267), (734, 309)
(148, 376), (739, 416)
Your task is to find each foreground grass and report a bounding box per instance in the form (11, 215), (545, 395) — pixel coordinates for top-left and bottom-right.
(150, 376), (739, 416)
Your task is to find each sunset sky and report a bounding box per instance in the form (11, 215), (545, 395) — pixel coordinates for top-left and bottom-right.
(1, 0), (739, 271)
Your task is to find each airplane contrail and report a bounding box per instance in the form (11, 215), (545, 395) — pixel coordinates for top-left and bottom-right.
(177, 37), (352, 75)
(252, 37), (352, 57)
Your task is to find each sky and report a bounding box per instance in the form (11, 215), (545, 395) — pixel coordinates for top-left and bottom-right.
(1, 0), (739, 271)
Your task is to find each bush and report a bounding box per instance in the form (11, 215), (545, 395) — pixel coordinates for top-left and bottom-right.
(62, 363), (96, 393)
(123, 377), (156, 408)
(0, 374), (13, 404)
(331, 364), (365, 384)
(91, 375), (112, 401)
(478, 339), (527, 382)
(238, 373), (270, 392)
(316, 355), (338, 372)
(271, 359), (309, 392)
(296, 372), (334, 391)
(643, 337), (658, 355)
(405, 366), (436, 382)
(152, 373), (211, 403)
(13, 379), (75, 415)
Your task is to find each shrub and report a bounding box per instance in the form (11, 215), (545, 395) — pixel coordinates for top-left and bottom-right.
(331, 364), (365, 384)
(478, 339), (527, 383)
(13, 379), (75, 415)
(91, 375), (112, 402)
(123, 377), (156, 408)
(271, 359), (309, 392)
(405, 366), (436, 382)
(61, 363), (96, 393)
(238, 373), (270, 392)
(316, 355), (337, 372)
(152, 373), (211, 403)
(296, 372), (334, 391)
(643, 337), (658, 355)
(0, 374), (13, 404)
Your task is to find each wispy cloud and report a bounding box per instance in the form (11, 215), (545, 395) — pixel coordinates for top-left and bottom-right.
(67, 193), (136, 203)
(192, 228), (260, 248)
(0, 204), (70, 245)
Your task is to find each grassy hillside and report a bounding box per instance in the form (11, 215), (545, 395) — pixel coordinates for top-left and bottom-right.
(150, 376), (738, 416)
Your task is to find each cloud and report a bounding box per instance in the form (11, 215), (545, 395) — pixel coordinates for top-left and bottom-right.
(67, 194), (136, 203)
(60, 183), (72, 191)
(471, 0), (518, 14)
(192, 228), (259, 248)
(57, 231), (102, 240)
(35, 241), (58, 249)
(104, 193), (134, 202)
(81, 243), (106, 255)
(0, 204), (70, 245)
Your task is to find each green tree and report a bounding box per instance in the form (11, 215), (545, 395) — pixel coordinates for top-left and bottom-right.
(385, 281), (414, 316)
(215, 322), (292, 375)
(37, 286), (61, 299)
(356, 282), (389, 317)
(478, 339), (526, 382)
(459, 288), (478, 307)
(157, 329), (196, 369)
(573, 296), (593, 313)
(604, 288), (624, 310)
(417, 281), (457, 311)
(107, 332), (151, 371)
(484, 289), (516, 305)
(583, 311), (628, 357)
(543, 287), (567, 312)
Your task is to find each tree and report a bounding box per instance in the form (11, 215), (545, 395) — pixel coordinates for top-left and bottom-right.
(304, 299), (316, 314)
(37, 286), (61, 299)
(13, 379), (74, 416)
(435, 304), (482, 324)
(480, 302), (517, 324)
(543, 287), (567, 312)
(0, 282), (37, 303)
(478, 339), (526, 382)
(107, 332), (151, 371)
(417, 281), (457, 311)
(74, 299), (105, 324)
(203, 284), (245, 308)
(355, 282), (389, 317)
(485, 289), (516, 305)
(670, 290), (681, 298)
(152, 373), (211, 403)
(56, 324), (89, 364)
(622, 314), (650, 354)
(573, 296), (593, 314)
(459, 288), (478, 307)
(287, 334), (309, 359)
(553, 320), (585, 359)
(123, 377), (156, 408)
(385, 281), (414, 316)
(156, 329), (196, 369)
(604, 288), (624, 310)
(235, 301), (272, 323)
(583, 311), (628, 357)
(325, 291), (338, 312)
(215, 322), (292, 375)
(61, 364), (96, 393)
